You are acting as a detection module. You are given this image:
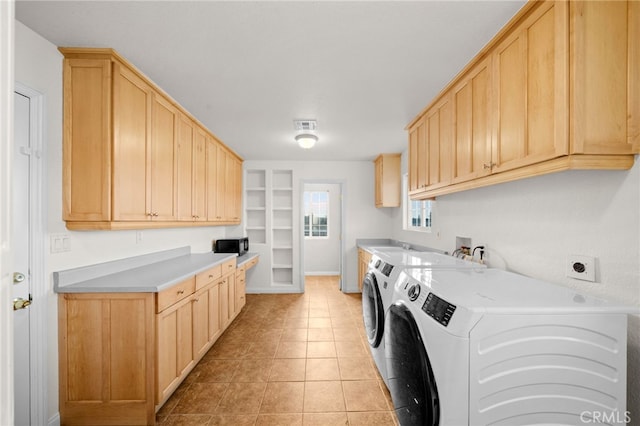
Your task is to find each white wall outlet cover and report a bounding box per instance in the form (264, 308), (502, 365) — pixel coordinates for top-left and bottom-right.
(566, 255), (596, 282)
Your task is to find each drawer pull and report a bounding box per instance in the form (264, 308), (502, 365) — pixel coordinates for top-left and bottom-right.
(177, 290), (185, 295)
(209, 274), (214, 278)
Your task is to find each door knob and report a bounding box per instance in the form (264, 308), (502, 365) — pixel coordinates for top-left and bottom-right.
(13, 297), (31, 310)
(13, 272), (25, 284)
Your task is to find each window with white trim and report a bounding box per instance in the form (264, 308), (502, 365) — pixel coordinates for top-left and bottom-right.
(403, 174), (432, 232)
(303, 191), (329, 238)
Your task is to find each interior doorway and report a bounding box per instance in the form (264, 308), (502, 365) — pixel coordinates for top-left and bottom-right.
(301, 181), (344, 291)
(13, 84), (47, 426)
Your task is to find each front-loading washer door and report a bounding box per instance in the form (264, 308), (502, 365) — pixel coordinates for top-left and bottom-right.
(385, 302), (440, 426)
(362, 271), (384, 348)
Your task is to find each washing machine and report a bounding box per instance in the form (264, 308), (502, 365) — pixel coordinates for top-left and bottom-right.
(362, 249), (484, 388)
(385, 267), (631, 426)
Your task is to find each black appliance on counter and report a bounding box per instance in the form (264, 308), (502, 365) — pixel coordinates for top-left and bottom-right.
(213, 237), (249, 256)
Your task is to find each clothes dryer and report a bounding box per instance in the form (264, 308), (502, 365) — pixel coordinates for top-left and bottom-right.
(362, 248), (484, 388)
(385, 268), (632, 426)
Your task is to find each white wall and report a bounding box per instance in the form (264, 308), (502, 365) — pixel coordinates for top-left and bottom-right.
(392, 151), (640, 415)
(303, 183), (341, 275)
(15, 20), (236, 423)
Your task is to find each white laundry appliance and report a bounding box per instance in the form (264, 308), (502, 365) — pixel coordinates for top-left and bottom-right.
(385, 267), (632, 426)
(361, 248), (484, 387)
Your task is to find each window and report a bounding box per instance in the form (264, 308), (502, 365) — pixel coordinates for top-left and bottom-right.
(303, 191), (329, 237)
(403, 174), (432, 231)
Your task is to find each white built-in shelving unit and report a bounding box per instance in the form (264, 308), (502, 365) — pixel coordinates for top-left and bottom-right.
(245, 170), (266, 244)
(271, 170), (293, 286)
(244, 168), (296, 292)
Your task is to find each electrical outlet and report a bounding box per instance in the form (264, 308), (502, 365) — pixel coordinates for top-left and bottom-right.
(567, 255), (596, 282)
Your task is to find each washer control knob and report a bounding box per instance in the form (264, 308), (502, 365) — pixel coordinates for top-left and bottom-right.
(408, 284), (421, 301)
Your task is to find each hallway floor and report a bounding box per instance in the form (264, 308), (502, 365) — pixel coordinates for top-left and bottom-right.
(156, 276), (399, 426)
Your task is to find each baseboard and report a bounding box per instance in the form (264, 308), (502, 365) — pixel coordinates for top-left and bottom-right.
(48, 412), (60, 426)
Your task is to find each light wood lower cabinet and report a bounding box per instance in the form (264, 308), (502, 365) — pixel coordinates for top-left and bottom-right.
(58, 258), (247, 425)
(357, 248), (373, 292)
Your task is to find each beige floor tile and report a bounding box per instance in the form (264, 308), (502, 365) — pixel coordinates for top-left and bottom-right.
(215, 382), (267, 414)
(160, 414), (213, 426)
(342, 380), (388, 412)
(256, 413), (303, 426)
(347, 411), (397, 426)
(231, 358), (273, 382)
(205, 340), (250, 359)
(275, 341), (308, 358)
(284, 317), (309, 329)
(244, 341), (280, 359)
(307, 327), (334, 342)
(302, 412), (349, 426)
(309, 308), (330, 318)
(332, 327), (361, 342)
(308, 317), (332, 328)
(252, 328), (284, 343)
(303, 381), (346, 413)
(188, 359), (241, 383)
(337, 357), (377, 380)
(172, 382), (229, 414)
(280, 328), (308, 342)
(334, 340), (368, 358)
(306, 341), (336, 358)
(305, 358), (340, 381)
(208, 414), (258, 426)
(269, 358), (306, 382)
(157, 383), (192, 417)
(330, 316), (356, 328)
(260, 382), (305, 413)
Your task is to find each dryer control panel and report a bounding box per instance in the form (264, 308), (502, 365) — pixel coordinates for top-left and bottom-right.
(422, 292), (456, 327)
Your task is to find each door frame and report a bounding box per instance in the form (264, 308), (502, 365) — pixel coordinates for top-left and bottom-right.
(14, 82), (48, 426)
(299, 179), (346, 291)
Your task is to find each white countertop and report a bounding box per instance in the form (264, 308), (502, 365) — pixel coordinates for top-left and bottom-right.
(54, 247), (258, 293)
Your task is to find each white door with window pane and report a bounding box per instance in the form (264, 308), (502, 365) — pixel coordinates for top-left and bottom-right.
(303, 184), (341, 275)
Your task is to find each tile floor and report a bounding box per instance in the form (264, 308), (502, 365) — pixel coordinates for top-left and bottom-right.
(156, 276), (398, 426)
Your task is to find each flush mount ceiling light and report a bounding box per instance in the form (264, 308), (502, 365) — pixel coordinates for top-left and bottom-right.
(295, 133), (318, 149)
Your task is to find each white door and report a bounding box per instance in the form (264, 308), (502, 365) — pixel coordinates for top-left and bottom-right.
(13, 91), (32, 426)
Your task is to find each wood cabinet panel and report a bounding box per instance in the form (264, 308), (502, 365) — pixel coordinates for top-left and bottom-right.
(192, 287), (209, 360)
(112, 64), (151, 221)
(192, 129), (207, 221)
(60, 48), (242, 230)
(62, 59), (112, 221)
(176, 114), (194, 221)
(492, 1), (568, 174)
(150, 95), (178, 221)
(374, 153), (401, 207)
(407, 0), (636, 200)
(208, 283), (222, 341)
(59, 293), (155, 425)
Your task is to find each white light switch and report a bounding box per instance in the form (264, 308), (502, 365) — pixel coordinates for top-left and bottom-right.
(50, 233), (71, 253)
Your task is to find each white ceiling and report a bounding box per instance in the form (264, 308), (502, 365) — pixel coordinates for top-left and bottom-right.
(16, 0), (525, 161)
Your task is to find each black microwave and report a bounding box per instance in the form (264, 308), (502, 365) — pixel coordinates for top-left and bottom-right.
(213, 237), (249, 256)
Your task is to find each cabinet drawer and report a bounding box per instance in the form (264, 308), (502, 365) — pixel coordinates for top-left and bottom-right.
(221, 258), (236, 275)
(236, 264), (246, 274)
(157, 277), (195, 313)
(195, 264), (222, 290)
(246, 257), (259, 270)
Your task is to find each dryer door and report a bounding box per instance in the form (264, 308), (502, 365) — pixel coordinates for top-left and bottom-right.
(362, 271), (384, 348)
(385, 302), (440, 426)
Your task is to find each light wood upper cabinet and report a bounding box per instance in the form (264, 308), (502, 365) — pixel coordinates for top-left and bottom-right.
(176, 114), (194, 221)
(407, 0), (638, 200)
(192, 128), (208, 221)
(374, 153), (401, 207)
(150, 94), (178, 221)
(60, 48), (242, 229)
(491, 1), (568, 174)
(452, 57), (492, 184)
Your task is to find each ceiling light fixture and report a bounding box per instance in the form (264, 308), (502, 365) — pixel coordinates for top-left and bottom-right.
(295, 133), (318, 149)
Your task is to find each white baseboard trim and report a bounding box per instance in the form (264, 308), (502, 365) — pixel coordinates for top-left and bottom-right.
(48, 412), (60, 426)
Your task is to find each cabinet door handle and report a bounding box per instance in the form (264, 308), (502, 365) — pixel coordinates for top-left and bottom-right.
(177, 290), (184, 295)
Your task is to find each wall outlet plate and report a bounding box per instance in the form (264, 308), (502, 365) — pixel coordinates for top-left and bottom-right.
(566, 255), (596, 282)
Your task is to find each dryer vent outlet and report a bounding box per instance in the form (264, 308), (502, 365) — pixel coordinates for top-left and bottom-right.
(566, 255), (596, 282)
